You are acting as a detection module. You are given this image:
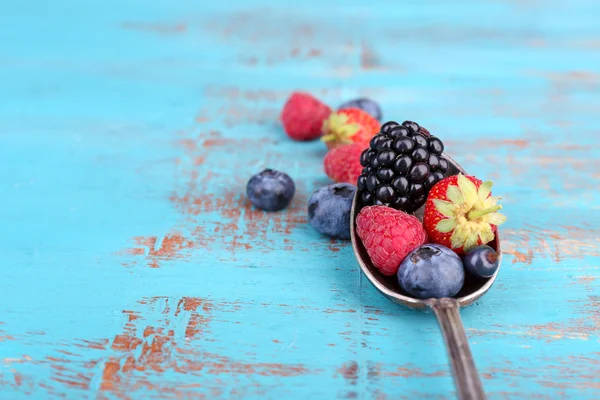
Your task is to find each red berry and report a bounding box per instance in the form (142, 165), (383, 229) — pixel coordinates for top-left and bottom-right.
(423, 174), (507, 255)
(280, 92), (332, 141)
(321, 108), (380, 150)
(324, 144), (364, 184)
(356, 206), (428, 276)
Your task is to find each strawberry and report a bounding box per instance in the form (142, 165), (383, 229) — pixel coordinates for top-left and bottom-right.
(423, 173), (507, 255)
(356, 206), (428, 276)
(280, 92), (331, 141)
(321, 108), (380, 150)
(323, 143), (364, 184)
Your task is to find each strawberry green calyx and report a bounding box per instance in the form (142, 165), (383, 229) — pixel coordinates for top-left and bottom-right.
(433, 174), (507, 251)
(321, 112), (359, 144)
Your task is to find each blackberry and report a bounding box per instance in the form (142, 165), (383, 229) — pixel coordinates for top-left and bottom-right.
(356, 120), (448, 213)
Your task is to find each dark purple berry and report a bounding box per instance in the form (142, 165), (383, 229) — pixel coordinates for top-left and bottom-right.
(375, 185), (395, 202)
(366, 174), (380, 192)
(424, 174), (437, 189)
(371, 156), (381, 169)
(360, 149), (371, 167)
(409, 183), (425, 200)
(439, 158), (449, 173)
(433, 171), (445, 182)
(402, 121), (420, 133)
(391, 176), (409, 195)
(412, 133), (428, 148)
(393, 155), (413, 175)
(389, 126), (410, 138)
(370, 134), (386, 150)
(408, 163), (430, 183)
(357, 174), (367, 190)
(379, 138), (393, 149)
(361, 191), (373, 204)
(428, 137), (444, 155)
(390, 196), (410, 210)
(414, 195), (427, 207)
(376, 149), (397, 166)
(376, 167), (395, 182)
(357, 120), (445, 213)
(428, 153), (441, 171)
(411, 148), (429, 162)
(380, 121), (399, 134)
(392, 137), (415, 154)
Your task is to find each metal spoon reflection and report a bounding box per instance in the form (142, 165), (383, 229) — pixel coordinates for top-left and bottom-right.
(350, 154), (500, 400)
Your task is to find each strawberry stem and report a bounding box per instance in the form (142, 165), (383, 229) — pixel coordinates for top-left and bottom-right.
(468, 205), (502, 220)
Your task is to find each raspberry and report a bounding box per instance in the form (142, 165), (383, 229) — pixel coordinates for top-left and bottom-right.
(324, 143), (364, 184)
(356, 205), (428, 276)
(280, 92), (331, 141)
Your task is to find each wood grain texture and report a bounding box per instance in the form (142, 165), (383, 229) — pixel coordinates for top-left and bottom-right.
(1, 0), (599, 398)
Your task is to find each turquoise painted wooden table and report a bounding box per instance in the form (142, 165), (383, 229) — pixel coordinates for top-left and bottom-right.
(1, 1), (599, 398)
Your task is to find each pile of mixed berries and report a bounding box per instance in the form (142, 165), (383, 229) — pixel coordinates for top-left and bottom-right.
(246, 92), (507, 299)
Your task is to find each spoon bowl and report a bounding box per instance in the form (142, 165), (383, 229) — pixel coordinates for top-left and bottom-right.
(350, 154), (500, 400)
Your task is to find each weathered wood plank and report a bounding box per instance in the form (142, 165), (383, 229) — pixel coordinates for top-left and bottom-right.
(1, 0), (599, 398)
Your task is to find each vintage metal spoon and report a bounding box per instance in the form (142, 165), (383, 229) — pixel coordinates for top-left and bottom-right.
(350, 154), (500, 400)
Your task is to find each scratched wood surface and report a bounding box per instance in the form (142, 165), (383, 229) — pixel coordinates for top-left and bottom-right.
(1, 0), (599, 399)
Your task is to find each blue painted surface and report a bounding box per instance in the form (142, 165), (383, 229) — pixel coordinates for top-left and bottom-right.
(1, 0), (600, 398)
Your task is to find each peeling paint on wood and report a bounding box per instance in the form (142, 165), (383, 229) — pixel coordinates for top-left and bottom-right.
(1, 0), (600, 398)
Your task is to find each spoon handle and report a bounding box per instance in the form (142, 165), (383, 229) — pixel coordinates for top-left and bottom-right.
(428, 298), (487, 400)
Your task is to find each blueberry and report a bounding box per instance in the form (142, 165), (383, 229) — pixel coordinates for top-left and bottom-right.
(397, 244), (465, 299)
(246, 169), (295, 211)
(339, 97), (383, 121)
(308, 183), (357, 239)
(464, 245), (499, 278)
